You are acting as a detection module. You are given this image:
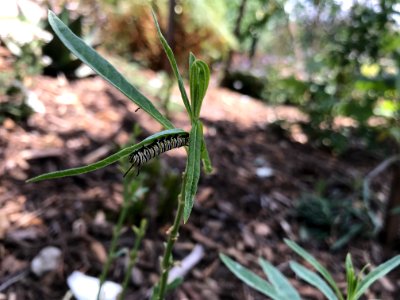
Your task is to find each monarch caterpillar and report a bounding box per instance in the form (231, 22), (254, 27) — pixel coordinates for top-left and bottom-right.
(124, 132), (189, 177)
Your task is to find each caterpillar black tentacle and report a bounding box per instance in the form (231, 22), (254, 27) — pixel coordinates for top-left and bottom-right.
(123, 133), (189, 177)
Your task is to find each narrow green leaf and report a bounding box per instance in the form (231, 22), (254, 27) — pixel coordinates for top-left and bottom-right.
(196, 61), (210, 107)
(345, 255), (354, 277)
(151, 10), (192, 120)
(189, 60), (210, 118)
(189, 63), (198, 115)
(201, 134), (212, 174)
(27, 145), (136, 182)
(285, 239), (343, 300)
(345, 254), (357, 298)
(48, 10), (174, 130)
(357, 264), (370, 281)
(150, 284), (159, 300)
(189, 52), (196, 69)
(140, 128), (187, 144)
(258, 258), (301, 300)
(353, 255), (400, 300)
(183, 121), (202, 223)
(219, 254), (281, 300)
(166, 277), (183, 292)
(27, 129), (187, 182)
(290, 261), (338, 300)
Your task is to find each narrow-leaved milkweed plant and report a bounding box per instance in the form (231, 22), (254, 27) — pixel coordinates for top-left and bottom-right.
(220, 239), (400, 300)
(27, 9), (212, 300)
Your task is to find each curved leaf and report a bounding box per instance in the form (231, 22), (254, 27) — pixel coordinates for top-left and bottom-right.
(48, 10), (174, 130)
(189, 52), (196, 69)
(27, 129), (188, 182)
(259, 258), (301, 300)
(151, 10), (192, 120)
(290, 261), (338, 300)
(219, 254), (280, 300)
(353, 255), (400, 300)
(285, 239), (343, 300)
(183, 121), (202, 223)
(190, 60), (210, 118)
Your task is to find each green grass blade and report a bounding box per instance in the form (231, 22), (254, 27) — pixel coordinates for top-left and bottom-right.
(258, 258), (301, 300)
(183, 121), (202, 223)
(353, 255), (400, 300)
(219, 254), (281, 300)
(284, 239), (343, 300)
(47, 10), (174, 130)
(27, 129), (187, 182)
(290, 261), (338, 300)
(151, 10), (192, 120)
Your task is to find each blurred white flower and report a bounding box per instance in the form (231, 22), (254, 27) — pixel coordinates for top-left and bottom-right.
(0, 0), (52, 50)
(67, 271), (122, 300)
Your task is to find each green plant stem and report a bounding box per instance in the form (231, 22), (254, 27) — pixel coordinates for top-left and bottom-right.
(118, 219), (148, 300)
(97, 198), (130, 300)
(156, 173), (187, 300)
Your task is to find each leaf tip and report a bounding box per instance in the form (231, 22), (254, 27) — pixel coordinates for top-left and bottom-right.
(183, 215), (189, 224)
(26, 177), (39, 183)
(204, 165), (213, 174)
(48, 9), (55, 18)
(150, 9), (159, 28)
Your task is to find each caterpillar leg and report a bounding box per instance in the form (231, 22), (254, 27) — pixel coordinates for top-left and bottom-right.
(123, 164), (136, 178)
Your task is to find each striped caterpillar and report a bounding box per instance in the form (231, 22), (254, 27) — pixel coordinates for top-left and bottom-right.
(124, 132), (189, 177)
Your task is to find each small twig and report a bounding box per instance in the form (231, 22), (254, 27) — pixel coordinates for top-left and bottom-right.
(0, 269), (29, 292)
(363, 155), (400, 233)
(61, 290), (74, 300)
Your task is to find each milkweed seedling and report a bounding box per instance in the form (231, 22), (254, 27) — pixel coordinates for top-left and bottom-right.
(28, 9), (212, 300)
(220, 239), (400, 300)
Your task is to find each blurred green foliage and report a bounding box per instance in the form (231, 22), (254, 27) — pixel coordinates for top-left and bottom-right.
(295, 193), (371, 250)
(0, 1), (48, 123)
(0, 77), (33, 123)
(226, 0), (287, 54)
(99, 0), (235, 69)
(265, 0), (400, 154)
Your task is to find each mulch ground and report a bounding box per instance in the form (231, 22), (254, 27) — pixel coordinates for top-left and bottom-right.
(0, 73), (399, 299)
